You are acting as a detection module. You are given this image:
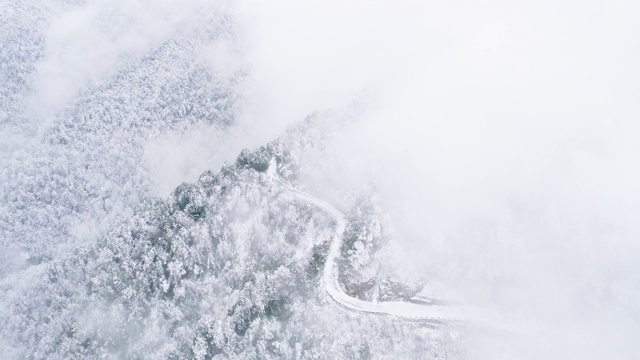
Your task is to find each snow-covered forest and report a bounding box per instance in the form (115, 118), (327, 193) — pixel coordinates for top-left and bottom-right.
(2, 1), (640, 359)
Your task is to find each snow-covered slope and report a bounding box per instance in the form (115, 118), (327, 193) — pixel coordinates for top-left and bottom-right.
(0, 6), (469, 354)
(1, 118), (469, 358)
(0, 1), (238, 271)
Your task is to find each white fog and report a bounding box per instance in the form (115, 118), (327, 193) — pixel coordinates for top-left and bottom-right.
(1, 0), (638, 358)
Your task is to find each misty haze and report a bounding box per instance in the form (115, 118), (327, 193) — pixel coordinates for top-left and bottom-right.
(1, 1), (639, 359)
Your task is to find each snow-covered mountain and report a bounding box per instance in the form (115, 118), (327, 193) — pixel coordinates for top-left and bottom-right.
(3, 1), (640, 359)
(2, 114), (467, 358)
(0, 2), (461, 358)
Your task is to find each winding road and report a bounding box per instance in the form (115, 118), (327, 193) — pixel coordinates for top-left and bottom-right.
(270, 164), (516, 331)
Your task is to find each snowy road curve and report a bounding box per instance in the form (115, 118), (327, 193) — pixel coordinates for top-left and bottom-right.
(271, 168), (515, 330)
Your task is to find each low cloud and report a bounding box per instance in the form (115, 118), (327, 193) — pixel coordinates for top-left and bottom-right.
(30, 0), (224, 118)
(235, 1), (640, 357)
